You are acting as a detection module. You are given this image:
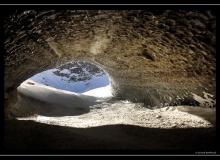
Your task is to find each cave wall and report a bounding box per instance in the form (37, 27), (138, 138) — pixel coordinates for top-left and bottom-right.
(3, 10), (216, 118)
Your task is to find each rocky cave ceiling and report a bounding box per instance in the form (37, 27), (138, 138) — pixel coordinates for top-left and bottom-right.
(3, 10), (216, 118)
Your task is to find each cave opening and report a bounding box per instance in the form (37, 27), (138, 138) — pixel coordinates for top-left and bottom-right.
(18, 60), (113, 98)
(15, 60), (114, 117)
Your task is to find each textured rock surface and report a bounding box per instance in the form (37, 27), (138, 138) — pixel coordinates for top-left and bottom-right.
(3, 10), (216, 117)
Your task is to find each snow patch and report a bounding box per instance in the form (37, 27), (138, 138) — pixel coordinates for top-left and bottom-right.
(82, 84), (113, 98)
(17, 79), (112, 109)
(59, 69), (71, 74)
(192, 92), (215, 108)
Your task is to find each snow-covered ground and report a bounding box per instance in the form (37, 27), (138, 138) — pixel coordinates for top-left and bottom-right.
(17, 79), (113, 109)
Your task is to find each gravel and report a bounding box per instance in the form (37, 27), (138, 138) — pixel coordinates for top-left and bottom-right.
(17, 100), (214, 129)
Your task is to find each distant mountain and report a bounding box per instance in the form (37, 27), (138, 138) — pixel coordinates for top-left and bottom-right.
(53, 61), (105, 82)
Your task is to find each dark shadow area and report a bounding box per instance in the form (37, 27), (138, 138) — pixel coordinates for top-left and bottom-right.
(4, 120), (216, 154)
(13, 93), (92, 117)
(116, 84), (201, 108)
(177, 106), (216, 125)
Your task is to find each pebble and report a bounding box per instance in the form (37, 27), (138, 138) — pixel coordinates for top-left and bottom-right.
(156, 115), (161, 118)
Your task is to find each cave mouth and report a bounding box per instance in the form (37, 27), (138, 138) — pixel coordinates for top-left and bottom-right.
(14, 61), (215, 128)
(16, 60), (114, 111)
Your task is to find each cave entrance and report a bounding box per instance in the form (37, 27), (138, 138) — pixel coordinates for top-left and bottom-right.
(16, 60), (113, 116)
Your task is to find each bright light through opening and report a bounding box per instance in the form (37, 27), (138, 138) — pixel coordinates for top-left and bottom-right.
(17, 61), (113, 108)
